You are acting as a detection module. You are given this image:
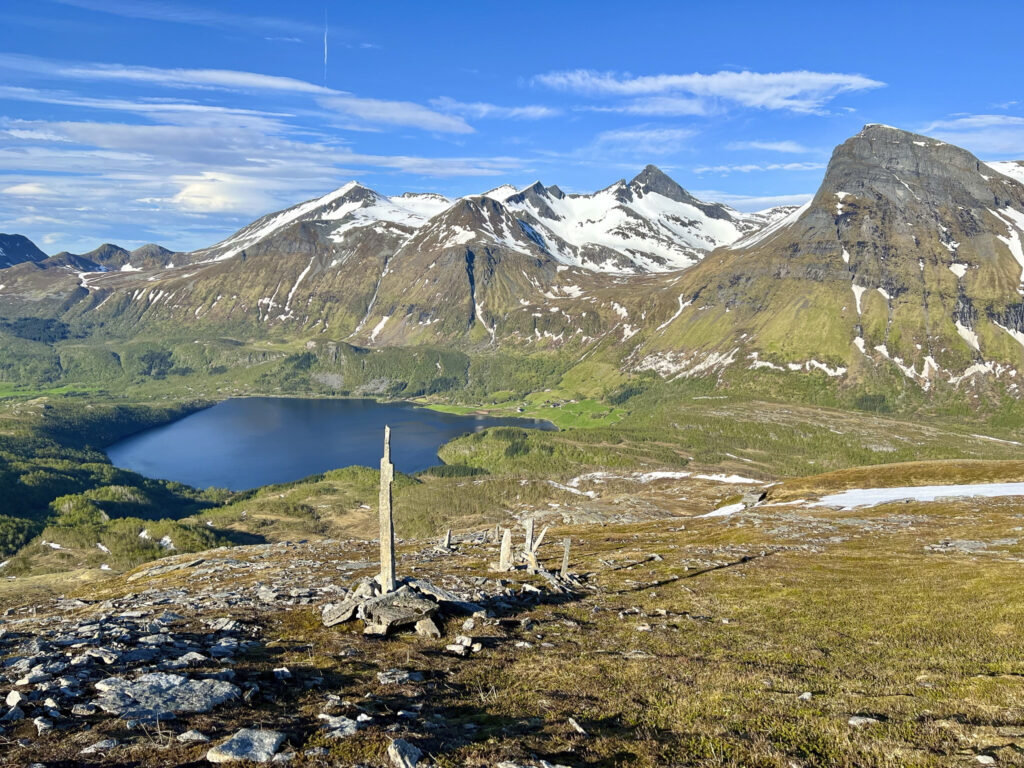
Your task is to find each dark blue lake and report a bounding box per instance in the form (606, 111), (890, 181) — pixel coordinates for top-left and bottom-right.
(106, 397), (555, 491)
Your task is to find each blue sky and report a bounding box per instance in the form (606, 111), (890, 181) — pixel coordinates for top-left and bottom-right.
(1, 0), (1022, 254)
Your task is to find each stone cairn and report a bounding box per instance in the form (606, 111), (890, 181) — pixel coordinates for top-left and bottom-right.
(322, 427), (581, 635)
(321, 427), (482, 637)
(491, 518), (582, 593)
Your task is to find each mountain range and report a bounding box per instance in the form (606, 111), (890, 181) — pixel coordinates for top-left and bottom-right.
(3, 124), (1024, 399)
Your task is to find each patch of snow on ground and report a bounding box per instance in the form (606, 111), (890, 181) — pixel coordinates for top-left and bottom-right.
(955, 321), (980, 351)
(812, 482), (1024, 510)
(656, 294), (691, 332)
(369, 315), (390, 343)
(700, 502), (745, 518)
(695, 474), (762, 485)
(852, 284), (866, 315)
(994, 321), (1024, 349)
(986, 161), (1024, 185)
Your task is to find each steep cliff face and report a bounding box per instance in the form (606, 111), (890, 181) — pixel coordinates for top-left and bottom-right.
(638, 125), (1024, 391)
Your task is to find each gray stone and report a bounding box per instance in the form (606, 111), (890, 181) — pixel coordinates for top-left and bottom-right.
(33, 716), (52, 735)
(1, 706), (24, 722)
(387, 738), (421, 768)
(377, 669), (423, 685)
(415, 618), (442, 638)
(378, 426), (396, 593)
(92, 672), (240, 721)
(207, 728), (285, 763)
(321, 598), (359, 627)
(848, 715), (879, 727)
(318, 713), (358, 738)
(5, 691), (25, 707)
(81, 738), (119, 754)
(498, 528), (513, 571)
(359, 586), (437, 634)
(177, 729), (210, 743)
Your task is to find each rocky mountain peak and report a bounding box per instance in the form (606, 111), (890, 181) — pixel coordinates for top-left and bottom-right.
(821, 124), (1012, 209)
(629, 164), (688, 201)
(0, 233), (48, 268)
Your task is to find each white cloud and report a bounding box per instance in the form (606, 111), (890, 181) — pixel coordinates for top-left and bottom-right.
(170, 171), (279, 213)
(593, 127), (697, 155)
(726, 140), (813, 153)
(430, 97), (560, 120)
(584, 96), (708, 116)
(693, 190), (814, 211)
(694, 162), (825, 174)
(2, 182), (58, 197)
(920, 115), (1024, 157)
(0, 54), (471, 133)
(534, 69), (885, 113)
(51, 0), (319, 36)
(319, 95), (473, 134)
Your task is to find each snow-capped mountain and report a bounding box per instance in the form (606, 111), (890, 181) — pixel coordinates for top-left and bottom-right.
(189, 167), (789, 276)
(494, 166), (789, 272)
(192, 182), (452, 264)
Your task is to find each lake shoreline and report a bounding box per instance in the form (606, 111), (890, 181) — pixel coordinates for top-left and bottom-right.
(105, 396), (556, 491)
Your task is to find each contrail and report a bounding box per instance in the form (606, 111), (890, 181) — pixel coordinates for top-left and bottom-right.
(323, 8), (328, 84)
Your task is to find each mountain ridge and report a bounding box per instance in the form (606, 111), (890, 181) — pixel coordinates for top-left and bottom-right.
(3, 128), (1024, 399)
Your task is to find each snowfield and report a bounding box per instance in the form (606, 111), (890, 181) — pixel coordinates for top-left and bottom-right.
(811, 482), (1024, 510)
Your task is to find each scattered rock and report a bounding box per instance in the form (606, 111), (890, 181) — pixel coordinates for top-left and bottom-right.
(81, 738), (119, 754)
(207, 728), (285, 764)
(93, 672), (240, 721)
(848, 715), (880, 728)
(415, 618), (441, 638)
(377, 669), (423, 685)
(318, 713), (359, 738)
(388, 738), (422, 768)
(177, 729), (211, 743)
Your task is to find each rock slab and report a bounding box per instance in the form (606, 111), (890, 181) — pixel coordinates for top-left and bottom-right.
(92, 672), (240, 721)
(207, 728), (285, 763)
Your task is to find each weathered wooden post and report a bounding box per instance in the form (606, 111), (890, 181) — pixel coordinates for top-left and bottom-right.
(524, 518), (535, 554)
(441, 528), (452, 549)
(378, 425), (396, 592)
(499, 528), (513, 571)
(560, 538), (571, 579)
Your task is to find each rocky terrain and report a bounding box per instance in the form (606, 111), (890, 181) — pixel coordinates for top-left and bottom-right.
(4, 460), (1024, 767)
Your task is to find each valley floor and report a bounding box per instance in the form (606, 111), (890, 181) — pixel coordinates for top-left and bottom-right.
(3, 468), (1024, 767)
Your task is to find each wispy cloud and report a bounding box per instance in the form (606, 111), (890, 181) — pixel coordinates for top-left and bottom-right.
(50, 0), (319, 37)
(593, 126), (697, 155)
(693, 190), (814, 212)
(430, 97), (560, 120)
(534, 69), (885, 114)
(694, 161), (825, 174)
(920, 114), (1024, 157)
(0, 54), (473, 133)
(320, 95), (472, 133)
(726, 140), (814, 153)
(583, 96), (708, 117)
